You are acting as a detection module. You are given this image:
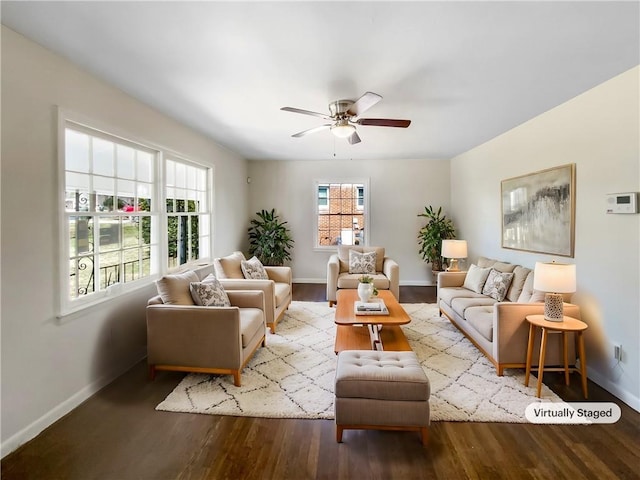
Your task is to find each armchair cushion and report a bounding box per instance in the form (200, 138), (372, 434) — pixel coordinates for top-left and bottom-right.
(156, 271), (199, 305)
(240, 308), (265, 348)
(189, 277), (231, 307)
(348, 250), (376, 274)
(241, 256), (269, 279)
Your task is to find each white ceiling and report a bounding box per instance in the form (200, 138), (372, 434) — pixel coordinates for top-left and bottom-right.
(2, 1), (638, 161)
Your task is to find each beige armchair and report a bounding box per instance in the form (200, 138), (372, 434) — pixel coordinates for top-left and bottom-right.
(147, 289), (266, 387)
(213, 251), (292, 334)
(327, 246), (399, 306)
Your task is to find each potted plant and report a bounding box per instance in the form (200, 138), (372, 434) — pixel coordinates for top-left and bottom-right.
(248, 208), (294, 266)
(417, 205), (456, 273)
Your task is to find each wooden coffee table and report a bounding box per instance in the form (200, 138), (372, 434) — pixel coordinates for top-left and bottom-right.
(334, 290), (412, 353)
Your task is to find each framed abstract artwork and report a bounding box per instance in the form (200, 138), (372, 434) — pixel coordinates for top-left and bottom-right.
(501, 164), (575, 257)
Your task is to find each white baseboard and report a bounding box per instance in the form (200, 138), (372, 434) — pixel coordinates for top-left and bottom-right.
(586, 369), (640, 413)
(1, 353), (146, 458)
(292, 278), (326, 284)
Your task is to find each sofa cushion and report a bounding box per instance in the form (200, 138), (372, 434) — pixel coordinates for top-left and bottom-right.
(214, 251), (246, 279)
(189, 277), (231, 307)
(464, 306), (494, 342)
(338, 246), (385, 273)
(462, 264), (492, 293)
(239, 308), (265, 348)
(451, 296), (497, 319)
(517, 272), (535, 303)
(482, 269), (515, 301)
(241, 256), (269, 279)
(155, 271), (199, 305)
(506, 266), (532, 302)
(476, 257), (496, 268)
(438, 287), (487, 307)
(337, 272), (390, 290)
(348, 249), (377, 274)
(492, 262), (516, 273)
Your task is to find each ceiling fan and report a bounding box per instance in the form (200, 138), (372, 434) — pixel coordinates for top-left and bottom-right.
(281, 92), (411, 145)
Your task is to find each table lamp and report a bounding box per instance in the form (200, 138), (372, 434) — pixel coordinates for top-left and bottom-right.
(441, 240), (468, 272)
(533, 261), (576, 321)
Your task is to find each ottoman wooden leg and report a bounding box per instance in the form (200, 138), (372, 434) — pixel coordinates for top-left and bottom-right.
(336, 425), (344, 443)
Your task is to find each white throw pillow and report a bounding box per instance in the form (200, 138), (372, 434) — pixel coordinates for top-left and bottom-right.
(190, 275), (231, 307)
(241, 256), (269, 279)
(482, 268), (515, 301)
(462, 264), (492, 294)
(348, 250), (376, 274)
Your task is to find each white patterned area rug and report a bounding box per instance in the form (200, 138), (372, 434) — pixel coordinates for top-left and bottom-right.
(156, 302), (561, 422)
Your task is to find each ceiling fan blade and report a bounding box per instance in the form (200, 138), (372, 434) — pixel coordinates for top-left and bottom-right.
(347, 92), (382, 117)
(281, 107), (332, 120)
(347, 131), (361, 145)
(291, 124), (332, 138)
(356, 118), (411, 128)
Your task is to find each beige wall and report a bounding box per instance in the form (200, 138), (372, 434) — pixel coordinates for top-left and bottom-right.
(0, 27), (249, 454)
(451, 66), (640, 409)
(247, 158), (452, 285)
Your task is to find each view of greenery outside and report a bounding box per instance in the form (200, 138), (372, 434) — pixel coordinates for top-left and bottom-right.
(69, 199), (153, 298)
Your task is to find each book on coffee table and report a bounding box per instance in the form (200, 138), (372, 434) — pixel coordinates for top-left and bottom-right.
(354, 299), (389, 315)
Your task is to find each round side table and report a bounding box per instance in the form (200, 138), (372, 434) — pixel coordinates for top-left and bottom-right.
(524, 314), (588, 399)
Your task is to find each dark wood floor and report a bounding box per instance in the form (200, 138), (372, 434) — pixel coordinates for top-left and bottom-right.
(2, 285), (639, 480)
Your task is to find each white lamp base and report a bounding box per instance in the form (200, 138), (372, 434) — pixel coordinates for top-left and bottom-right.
(544, 293), (564, 322)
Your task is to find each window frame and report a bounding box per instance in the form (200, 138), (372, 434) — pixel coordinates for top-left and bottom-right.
(313, 178), (370, 251)
(57, 110), (213, 317)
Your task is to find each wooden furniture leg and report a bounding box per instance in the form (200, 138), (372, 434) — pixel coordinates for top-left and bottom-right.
(577, 331), (588, 399)
(563, 331), (570, 385)
(524, 323), (535, 387)
(536, 327), (548, 398)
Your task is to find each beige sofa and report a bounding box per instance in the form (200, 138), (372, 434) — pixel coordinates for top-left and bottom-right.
(213, 251), (292, 333)
(327, 246), (399, 306)
(147, 265), (266, 386)
(438, 257), (580, 376)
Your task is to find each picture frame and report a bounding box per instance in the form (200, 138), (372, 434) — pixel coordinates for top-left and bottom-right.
(501, 164), (575, 257)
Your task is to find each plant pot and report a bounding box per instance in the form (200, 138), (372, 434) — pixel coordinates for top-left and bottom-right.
(357, 282), (374, 303)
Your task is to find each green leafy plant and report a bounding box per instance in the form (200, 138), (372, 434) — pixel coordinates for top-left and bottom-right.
(359, 275), (373, 283)
(248, 209), (294, 266)
(417, 206), (456, 272)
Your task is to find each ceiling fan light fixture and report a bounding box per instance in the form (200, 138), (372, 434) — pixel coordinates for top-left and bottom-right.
(331, 121), (355, 138)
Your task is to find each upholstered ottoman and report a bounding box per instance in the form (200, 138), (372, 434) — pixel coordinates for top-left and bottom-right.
(334, 350), (430, 445)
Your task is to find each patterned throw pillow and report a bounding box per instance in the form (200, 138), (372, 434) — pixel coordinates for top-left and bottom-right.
(482, 268), (515, 301)
(241, 256), (269, 279)
(348, 250), (376, 274)
(189, 275), (231, 307)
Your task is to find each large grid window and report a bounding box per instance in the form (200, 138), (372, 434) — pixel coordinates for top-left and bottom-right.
(316, 182), (367, 247)
(61, 119), (212, 314)
(165, 159), (210, 268)
(65, 126), (158, 301)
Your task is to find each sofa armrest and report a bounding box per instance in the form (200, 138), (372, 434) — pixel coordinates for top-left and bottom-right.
(146, 304), (243, 368)
(382, 257), (400, 300)
(327, 254), (340, 303)
(219, 279), (276, 325)
(437, 271), (467, 288)
(227, 290), (265, 311)
(493, 302), (581, 362)
(265, 266), (292, 285)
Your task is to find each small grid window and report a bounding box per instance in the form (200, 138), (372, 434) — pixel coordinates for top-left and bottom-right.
(316, 182), (366, 247)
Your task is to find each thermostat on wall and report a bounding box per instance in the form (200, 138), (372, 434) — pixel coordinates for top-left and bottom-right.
(606, 192), (638, 214)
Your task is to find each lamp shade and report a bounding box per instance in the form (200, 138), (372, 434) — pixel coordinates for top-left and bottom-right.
(331, 122), (356, 138)
(441, 240), (468, 259)
(533, 262), (576, 293)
